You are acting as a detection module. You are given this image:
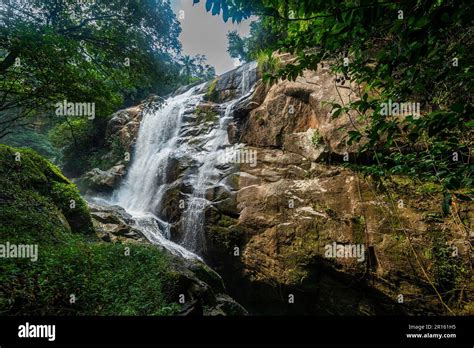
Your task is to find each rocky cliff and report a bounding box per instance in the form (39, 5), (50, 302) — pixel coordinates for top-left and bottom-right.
(82, 62), (473, 315)
(205, 63), (473, 315)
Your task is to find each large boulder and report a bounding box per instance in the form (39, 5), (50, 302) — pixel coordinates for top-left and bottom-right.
(106, 105), (144, 153)
(0, 145), (95, 239)
(80, 165), (126, 194)
(239, 64), (364, 161)
(77, 99), (151, 194)
(88, 202), (146, 243)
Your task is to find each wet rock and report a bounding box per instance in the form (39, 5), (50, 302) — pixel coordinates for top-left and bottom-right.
(159, 183), (187, 223)
(80, 165), (126, 194)
(171, 80), (204, 97)
(89, 202), (145, 243)
(88, 201), (248, 316)
(203, 62), (259, 104)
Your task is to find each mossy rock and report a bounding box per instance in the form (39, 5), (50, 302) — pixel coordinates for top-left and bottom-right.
(195, 107), (219, 123)
(0, 186), (72, 244)
(0, 145), (94, 239)
(189, 262), (226, 293)
(205, 210), (242, 250)
(207, 224), (245, 251)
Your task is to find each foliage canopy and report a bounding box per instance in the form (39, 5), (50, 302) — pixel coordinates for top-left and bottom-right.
(198, 0), (473, 190)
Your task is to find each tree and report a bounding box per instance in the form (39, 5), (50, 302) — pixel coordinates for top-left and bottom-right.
(179, 54), (216, 83)
(197, 0), (473, 190)
(0, 0), (182, 138)
(227, 30), (249, 62)
(179, 55), (197, 77)
(227, 18), (285, 63)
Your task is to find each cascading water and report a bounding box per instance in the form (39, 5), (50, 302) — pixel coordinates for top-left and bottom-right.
(114, 87), (200, 214)
(180, 100), (240, 253)
(108, 62), (257, 259)
(110, 86), (203, 259)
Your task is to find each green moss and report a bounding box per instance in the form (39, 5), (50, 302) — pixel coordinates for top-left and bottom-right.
(416, 182), (442, 194)
(0, 145), (183, 315)
(311, 129), (323, 147)
(351, 215), (366, 244)
(205, 79), (219, 102)
(49, 182), (94, 234)
(312, 203), (337, 219)
(0, 187), (72, 245)
(207, 213), (243, 251)
(190, 263), (225, 293)
(217, 214), (238, 228)
(390, 176), (414, 187)
(0, 145), (69, 187)
(392, 232), (406, 243)
(0, 145), (93, 236)
(195, 107), (219, 123)
(253, 113), (265, 126)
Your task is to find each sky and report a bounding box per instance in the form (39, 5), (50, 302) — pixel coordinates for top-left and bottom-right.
(171, 0), (253, 75)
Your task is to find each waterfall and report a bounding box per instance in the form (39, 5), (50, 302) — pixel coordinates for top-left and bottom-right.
(108, 62), (257, 259)
(111, 86), (203, 259)
(113, 87), (200, 214)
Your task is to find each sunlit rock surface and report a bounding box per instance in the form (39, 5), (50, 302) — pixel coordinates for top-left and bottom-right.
(83, 61), (473, 315)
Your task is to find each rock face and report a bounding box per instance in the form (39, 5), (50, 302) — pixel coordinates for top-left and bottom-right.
(106, 105), (145, 153)
(89, 202), (147, 242)
(199, 64), (473, 315)
(238, 64), (363, 160)
(78, 101), (149, 194)
(206, 149), (472, 315)
(89, 61), (472, 315)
